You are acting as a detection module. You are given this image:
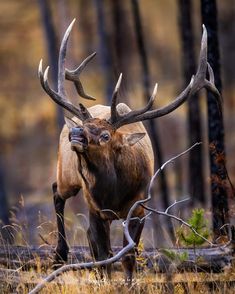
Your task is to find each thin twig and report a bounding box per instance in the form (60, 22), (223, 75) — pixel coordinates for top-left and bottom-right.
(101, 209), (120, 219)
(165, 198), (190, 214)
(141, 203), (214, 246)
(29, 142), (219, 293)
(38, 234), (51, 246)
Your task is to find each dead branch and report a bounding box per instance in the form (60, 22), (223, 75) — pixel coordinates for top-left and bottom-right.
(0, 244), (233, 273)
(28, 142), (233, 293)
(141, 202), (215, 246)
(28, 186), (142, 293)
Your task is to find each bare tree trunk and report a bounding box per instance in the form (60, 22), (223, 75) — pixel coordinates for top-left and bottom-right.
(0, 154), (12, 243)
(38, 0), (64, 132)
(131, 0), (174, 244)
(178, 0), (205, 205)
(93, 0), (114, 103)
(219, 0), (235, 113)
(201, 0), (229, 238)
(78, 0), (94, 54)
(57, 0), (69, 34)
(0, 160), (8, 226)
(110, 0), (133, 93)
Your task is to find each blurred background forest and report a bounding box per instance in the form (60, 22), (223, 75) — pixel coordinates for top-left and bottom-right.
(0, 0), (234, 247)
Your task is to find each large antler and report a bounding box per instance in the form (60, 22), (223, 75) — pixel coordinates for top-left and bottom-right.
(38, 19), (93, 121)
(110, 25), (221, 129)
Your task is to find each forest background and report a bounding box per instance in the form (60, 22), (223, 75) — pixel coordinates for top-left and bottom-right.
(0, 0), (234, 247)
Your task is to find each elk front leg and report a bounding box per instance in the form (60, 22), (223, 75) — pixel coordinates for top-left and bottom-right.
(87, 212), (113, 278)
(52, 182), (69, 267)
(122, 217), (144, 285)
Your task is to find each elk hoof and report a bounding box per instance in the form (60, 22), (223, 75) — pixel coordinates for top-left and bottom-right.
(124, 274), (133, 287)
(52, 246), (69, 269)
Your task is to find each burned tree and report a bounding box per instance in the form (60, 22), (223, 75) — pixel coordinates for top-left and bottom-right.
(130, 0), (174, 243)
(201, 0), (229, 238)
(93, 0), (114, 103)
(178, 0), (205, 205)
(38, 0), (64, 131)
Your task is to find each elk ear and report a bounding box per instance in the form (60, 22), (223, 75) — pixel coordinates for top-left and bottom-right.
(124, 133), (146, 146)
(64, 116), (77, 129)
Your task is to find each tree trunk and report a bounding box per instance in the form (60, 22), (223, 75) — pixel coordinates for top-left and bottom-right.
(131, 0), (174, 244)
(201, 0), (229, 238)
(78, 0), (94, 54)
(93, 0), (114, 103)
(0, 245), (233, 273)
(178, 0), (205, 205)
(110, 0), (133, 94)
(38, 0), (64, 132)
(0, 154), (13, 243)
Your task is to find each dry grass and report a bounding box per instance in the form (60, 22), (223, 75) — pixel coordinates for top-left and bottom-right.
(1, 199), (235, 293)
(0, 263), (235, 294)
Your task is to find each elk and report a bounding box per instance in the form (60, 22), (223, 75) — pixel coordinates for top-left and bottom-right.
(38, 19), (220, 283)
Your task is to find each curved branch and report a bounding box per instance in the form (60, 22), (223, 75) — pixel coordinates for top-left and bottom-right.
(30, 142), (232, 293)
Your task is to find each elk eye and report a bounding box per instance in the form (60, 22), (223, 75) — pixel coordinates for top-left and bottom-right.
(100, 132), (110, 142)
(68, 132), (72, 141)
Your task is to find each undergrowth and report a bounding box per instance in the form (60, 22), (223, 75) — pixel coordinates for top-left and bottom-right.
(0, 198), (234, 293)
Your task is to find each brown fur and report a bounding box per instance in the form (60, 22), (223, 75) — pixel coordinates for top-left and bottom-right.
(57, 103), (154, 209)
(54, 103), (154, 282)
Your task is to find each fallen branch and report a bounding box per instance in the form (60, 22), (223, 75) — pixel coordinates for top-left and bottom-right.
(28, 178), (146, 293)
(28, 143), (233, 293)
(0, 244), (233, 273)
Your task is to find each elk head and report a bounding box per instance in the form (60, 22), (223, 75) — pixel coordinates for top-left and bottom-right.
(64, 73), (147, 155)
(38, 19), (221, 155)
(66, 118), (146, 155)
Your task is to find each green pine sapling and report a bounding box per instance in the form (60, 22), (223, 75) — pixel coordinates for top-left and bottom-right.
(177, 208), (210, 247)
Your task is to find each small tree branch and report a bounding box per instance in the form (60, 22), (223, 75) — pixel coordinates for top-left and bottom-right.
(141, 203), (214, 246)
(147, 142), (202, 200)
(30, 176), (153, 293)
(165, 197), (190, 214)
(30, 142), (219, 293)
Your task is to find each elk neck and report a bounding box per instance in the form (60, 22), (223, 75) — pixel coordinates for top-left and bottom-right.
(75, 144), (151, 217)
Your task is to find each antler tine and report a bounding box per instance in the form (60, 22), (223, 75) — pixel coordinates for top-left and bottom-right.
(206, 62), (221, 98)
(126, 83), (157, 117)
(66, 52), (96, 76)
(112, 83), (158, 129)
(207, 62), (214, 85)
(65, 52), (97, 100)
(58, 18), (76, 97)
(110, 24), (221, 129)
(206, 62), (223, 115)
(38, 19), (92, 121)
(78, 103), (92, 119)
(195, 24), (208, 81)
(110, 73), (122, 124)
(38, 59), (46, 92)
(191, 25), (219, 97)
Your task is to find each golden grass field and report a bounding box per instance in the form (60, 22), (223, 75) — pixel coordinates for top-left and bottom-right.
(1, 258), (235, 294)
(0, 199), (234, 293)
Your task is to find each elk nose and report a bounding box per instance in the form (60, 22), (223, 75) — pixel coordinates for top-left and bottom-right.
(72, 127), (84, 135)
(69, 127), (84, 142)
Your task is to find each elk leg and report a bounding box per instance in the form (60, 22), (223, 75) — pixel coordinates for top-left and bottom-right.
(122, 218), (144, 285)
(87, 212), (113, 278)
(52, 182), (69, 267)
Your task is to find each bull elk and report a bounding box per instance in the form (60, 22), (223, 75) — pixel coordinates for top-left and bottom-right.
(38, 19), (220, 283)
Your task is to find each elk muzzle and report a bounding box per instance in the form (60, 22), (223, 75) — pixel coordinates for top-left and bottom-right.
(69, 127), (88, 152)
